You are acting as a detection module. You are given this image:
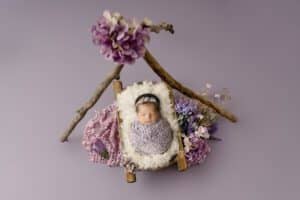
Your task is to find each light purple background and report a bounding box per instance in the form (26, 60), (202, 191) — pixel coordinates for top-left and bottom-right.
(1, 0), (299, 199)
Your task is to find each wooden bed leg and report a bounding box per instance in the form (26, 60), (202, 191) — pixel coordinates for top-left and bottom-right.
(125, 170), (136, 183)
(177, 150), (187, 171)
(123, 162), (137, 183)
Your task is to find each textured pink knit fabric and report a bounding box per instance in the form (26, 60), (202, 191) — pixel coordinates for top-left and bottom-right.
(82, 102), (122, 167)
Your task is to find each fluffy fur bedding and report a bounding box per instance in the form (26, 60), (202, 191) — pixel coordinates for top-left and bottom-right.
(116, 81), (180, 170)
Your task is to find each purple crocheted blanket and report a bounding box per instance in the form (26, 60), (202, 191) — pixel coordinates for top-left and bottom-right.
(129, 118), (173, 155)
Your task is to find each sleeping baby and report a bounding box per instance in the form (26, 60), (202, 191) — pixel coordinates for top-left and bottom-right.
(129, 93), (173, 155)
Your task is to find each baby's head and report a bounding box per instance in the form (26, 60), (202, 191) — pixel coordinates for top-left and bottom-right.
(135, 93), (161, 125)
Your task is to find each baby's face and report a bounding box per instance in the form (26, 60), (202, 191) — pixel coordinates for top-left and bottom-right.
(136, 103), (160, 125)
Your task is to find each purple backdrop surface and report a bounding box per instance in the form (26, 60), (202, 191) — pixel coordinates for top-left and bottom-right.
(1, 0), (299, 199)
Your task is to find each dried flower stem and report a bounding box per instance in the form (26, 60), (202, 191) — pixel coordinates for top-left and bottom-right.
(60, 64), (124, 142)
(143, 49), (238, 123)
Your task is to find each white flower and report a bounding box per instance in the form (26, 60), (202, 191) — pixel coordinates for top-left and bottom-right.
(183, 135), (192, 153)
(205, 83), (212, 89)
(111, 16), (118, 26)
(103, 10), (122, 26)
(197, 114), (204, 120)
(214, 93), (221, 99)
(195, 126), (210, 139)
(103, 10), (112, 21)
(112, 12), (121, 19)
(143, 17), (153, 26)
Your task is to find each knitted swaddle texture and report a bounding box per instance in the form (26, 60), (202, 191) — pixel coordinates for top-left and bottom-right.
(130, 117), (173, 155)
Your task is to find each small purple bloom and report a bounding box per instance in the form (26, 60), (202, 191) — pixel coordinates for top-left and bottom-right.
(174, 91), (201, 135)
(91, 139), (106, 153)
(208, 123), (218, 134)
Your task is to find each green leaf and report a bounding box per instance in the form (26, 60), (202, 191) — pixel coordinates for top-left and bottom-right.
(100, 150), (109, 159)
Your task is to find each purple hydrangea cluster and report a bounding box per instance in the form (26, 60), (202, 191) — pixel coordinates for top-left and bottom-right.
(185, 133), (211, 167)
(174, 91), (201, 134)
(91, 10), (151, 64)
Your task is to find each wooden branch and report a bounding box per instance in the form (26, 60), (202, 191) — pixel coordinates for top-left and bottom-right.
(112, 79), (123, 98)
(166, 83), (187, 171)
(112, 80), (137, 183)
(143, 49), (238, 123)
(60, 64), (124, 142)
(147, 22), (175, 34)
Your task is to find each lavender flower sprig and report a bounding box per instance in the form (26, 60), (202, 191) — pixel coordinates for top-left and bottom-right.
(174, 91), (202, 135)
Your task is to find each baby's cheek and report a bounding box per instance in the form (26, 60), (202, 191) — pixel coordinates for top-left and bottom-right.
(137, 114), (144, 121)
(154, 113), (160, 121)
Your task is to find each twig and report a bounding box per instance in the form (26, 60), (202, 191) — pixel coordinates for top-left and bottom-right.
(143, 49), (237, 123)
(147, 22), (175, 34)
(60, 64), (124, 142)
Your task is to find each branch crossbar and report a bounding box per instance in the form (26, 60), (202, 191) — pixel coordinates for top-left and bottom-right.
(60, 64), (124, 142)
(143, 49), (237, 123)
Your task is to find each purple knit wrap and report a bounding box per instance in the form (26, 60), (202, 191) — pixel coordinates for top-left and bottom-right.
(129, 117), (173, 155)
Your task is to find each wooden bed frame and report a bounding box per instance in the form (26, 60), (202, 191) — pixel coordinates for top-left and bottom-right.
(112, 80), (187, 183)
